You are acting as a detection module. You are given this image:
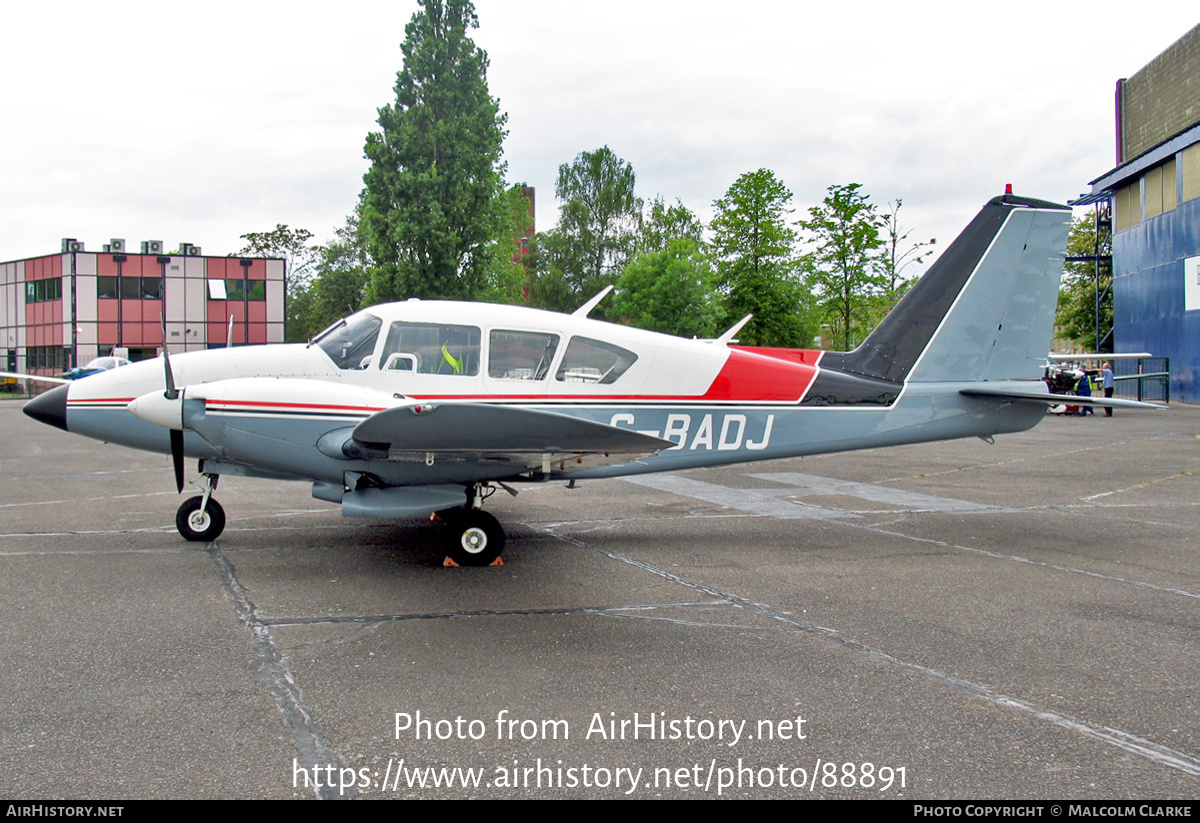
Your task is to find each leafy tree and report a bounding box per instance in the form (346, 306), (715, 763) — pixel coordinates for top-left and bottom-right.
(637, 196), (705, 254)
(799, 183), (886, 350)
(302, 212), (371, 340)
(361, 0), (507, 304)
(524, 229), (578, 313)
(710, 169), (814, 347)
(1056, 208), (1113, 352)
(530, 147), (641, 312)
(476, 183), (533, 306)
(612, 237), (723, 338)
(234, 224), (320, 342)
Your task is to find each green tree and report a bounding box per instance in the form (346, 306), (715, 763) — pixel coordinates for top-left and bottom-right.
(234, 224), (320, 342)
(530, 147), (641, 312)
(710, 169), (814, 347)
(1056, 209), (1113, 352)
(637, 196), (705, 254)
(476, 183), (533, 306)
(361, 0), (507, 304)
(799, 183), (886, 350)
(524, 229), (578, 313)
(613, 237), (723, 338)
(304, 212), (371, 339)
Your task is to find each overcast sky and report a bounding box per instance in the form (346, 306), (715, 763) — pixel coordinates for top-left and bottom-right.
(2, 2), (1195, 271)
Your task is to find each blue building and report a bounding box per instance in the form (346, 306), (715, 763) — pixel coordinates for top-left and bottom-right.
(1082, 25), (1200, 402)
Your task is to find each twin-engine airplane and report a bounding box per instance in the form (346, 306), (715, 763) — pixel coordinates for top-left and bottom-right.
(22, 193), (1158, 565)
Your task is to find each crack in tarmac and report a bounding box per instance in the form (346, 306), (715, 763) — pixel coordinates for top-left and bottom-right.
(206, 541), (355, 800)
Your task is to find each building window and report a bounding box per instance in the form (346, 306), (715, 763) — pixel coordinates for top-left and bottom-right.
(1115, 182), (1140, 232)
(27, 346), (67, 371)
(24, 278), (62, 303)
(209, 279), (265, 301)
(1183, 144), (1200, 203)
(97, 276), (161, 300)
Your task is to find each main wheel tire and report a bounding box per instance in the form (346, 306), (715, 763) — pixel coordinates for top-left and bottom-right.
(176, 496), (226, 542)
(443, 509), (505, 567)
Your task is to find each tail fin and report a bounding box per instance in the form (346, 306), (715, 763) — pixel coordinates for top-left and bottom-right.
(820, 194), (1069, 390)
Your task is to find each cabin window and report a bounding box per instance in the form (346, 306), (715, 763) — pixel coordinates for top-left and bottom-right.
(379, 322), (480, 376)
(314, 311), (383, 370)
(488, 330), (559, 381)
(556, 337), (638, 384)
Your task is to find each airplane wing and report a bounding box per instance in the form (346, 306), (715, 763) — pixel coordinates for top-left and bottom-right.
(960, 386), (1165, 409)
(0, 371), (71, 385)
(351, 402), (676, 476)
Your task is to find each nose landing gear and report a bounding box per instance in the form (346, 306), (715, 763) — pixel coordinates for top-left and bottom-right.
(176, 473), (225, 542)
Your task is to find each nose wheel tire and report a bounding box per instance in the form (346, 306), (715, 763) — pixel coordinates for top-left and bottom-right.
(176, 496), (226, 542)
(443, 509), (505, 566)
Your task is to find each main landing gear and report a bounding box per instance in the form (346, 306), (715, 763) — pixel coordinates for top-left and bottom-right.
(438, 483), (506, 567)
(176, 474), (226, 542)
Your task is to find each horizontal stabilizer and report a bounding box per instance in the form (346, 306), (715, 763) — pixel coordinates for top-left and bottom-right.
(961, 386), (1165, 410)
(353, 402), (675, 454)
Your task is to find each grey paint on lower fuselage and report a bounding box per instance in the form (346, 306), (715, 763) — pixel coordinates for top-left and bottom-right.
(63, 380), (1045, 490)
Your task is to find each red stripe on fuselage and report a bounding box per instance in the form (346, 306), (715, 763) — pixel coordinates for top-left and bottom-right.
(701, 347), (819, 402)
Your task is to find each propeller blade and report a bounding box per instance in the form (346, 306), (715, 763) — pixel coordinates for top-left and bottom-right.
(170, 429), (185, 493)
(160, 314), (178, 400)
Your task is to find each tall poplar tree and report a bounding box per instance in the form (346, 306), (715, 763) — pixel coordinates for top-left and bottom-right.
(362, 0), (507, 303)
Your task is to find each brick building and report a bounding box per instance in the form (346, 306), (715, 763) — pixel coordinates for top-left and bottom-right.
(1, 239), (285, 379)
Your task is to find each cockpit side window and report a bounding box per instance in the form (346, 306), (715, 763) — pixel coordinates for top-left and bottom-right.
(488, 330), (560, 381)
(379, 322), (480, 376)
(556, 337), (638, 384)
(315, 312), (383, 370)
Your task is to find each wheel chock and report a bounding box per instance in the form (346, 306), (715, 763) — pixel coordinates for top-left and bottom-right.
(442, 556), (505, 567)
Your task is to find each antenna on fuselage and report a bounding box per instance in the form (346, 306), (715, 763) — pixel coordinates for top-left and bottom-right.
(714, 314), (753, 346)
(572, 285), (614, 318)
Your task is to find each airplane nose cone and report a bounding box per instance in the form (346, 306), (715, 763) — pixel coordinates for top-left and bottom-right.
(24, 383), (69, 431)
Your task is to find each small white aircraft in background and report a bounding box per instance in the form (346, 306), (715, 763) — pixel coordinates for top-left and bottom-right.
(2, 355), (131, 386)
(22, 193), (1161, 566)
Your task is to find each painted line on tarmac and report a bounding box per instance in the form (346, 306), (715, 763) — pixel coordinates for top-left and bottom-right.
(748, 471), (1018, 514)
(626, 474), (1200, 601)
(537, 523), (1200, 780)
(852, 523), (1200, 600)
(624, 475), (857, 520)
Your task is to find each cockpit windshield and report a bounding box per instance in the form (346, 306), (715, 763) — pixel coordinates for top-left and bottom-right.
(314, 312), (383, 369)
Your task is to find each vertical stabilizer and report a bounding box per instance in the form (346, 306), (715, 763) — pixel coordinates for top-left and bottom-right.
(822, 195), (1070, 387)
